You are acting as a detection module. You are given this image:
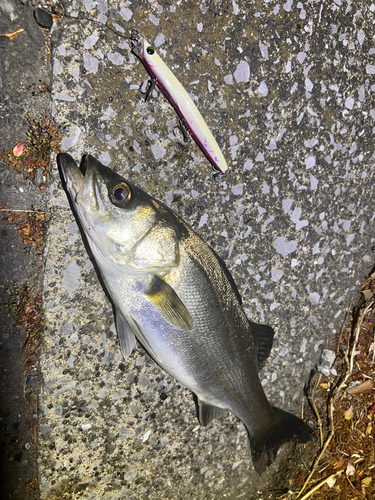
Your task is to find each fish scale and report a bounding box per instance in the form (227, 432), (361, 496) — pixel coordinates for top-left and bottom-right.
(58, 152), (312, 474)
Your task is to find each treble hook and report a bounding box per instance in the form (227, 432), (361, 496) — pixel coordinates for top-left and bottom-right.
(130, 29), (141, 46)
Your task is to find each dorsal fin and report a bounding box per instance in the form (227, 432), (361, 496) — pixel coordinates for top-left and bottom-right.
(208, 244), (243, 305)
(250, 323), (275, 369)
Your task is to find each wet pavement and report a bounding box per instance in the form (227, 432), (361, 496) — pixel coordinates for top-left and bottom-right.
(0, 1), (51, 499)
(1, 0), (375, 499)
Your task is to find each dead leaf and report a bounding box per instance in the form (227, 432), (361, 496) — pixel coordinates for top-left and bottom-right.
(347, 379), (374, 395)
(343, 405), (353, 419)
(360, 290), (373, 301)
(333, 456), (346, 470)
(361, 477), (372, 487)
(24, 474), (37, 490)
(28, 417), (38, 442)
(28, 417), (37, 432)
(326, 475), (337, 488)
(346, 461), (355, 476)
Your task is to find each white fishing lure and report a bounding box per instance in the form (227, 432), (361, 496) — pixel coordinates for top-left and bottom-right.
(131, 33), (228, 173)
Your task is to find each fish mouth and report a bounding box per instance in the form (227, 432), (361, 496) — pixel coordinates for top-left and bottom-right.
(58, 153), (85, 197)
(57, 153), (102, 212)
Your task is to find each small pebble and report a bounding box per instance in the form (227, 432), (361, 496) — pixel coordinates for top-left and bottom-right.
(34, 8), (53, 30)
(316, 349), (336, 377)
(34, 169), (44, 187)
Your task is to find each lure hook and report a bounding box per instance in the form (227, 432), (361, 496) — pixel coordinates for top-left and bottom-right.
(130, 29), (141, 46)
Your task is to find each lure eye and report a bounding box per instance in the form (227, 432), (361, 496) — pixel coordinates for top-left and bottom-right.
(146, 46), (155, 55)
(111, 182), (131, 205)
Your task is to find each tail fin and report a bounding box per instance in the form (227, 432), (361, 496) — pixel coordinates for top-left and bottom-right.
(248, 406), (312, 475)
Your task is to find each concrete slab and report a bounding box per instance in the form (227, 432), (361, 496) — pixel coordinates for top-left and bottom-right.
(39, 1), (375, 498)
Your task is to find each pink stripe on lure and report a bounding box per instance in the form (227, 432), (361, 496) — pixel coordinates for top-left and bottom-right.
(131, 34), (228, 173)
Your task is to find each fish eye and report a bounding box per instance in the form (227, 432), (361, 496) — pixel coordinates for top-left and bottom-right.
(111, 182), (131, 205)
(146, 46), (155, 55)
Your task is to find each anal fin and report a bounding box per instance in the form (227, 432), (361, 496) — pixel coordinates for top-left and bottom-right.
(195, 396), (226, 426)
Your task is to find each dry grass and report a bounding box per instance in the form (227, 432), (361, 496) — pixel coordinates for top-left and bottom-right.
(0, 112), (62, 189)
(280, 271), (375, 500)
(0, 207), (49, 258)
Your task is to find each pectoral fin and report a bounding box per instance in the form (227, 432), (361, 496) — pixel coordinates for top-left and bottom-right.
(116, 308), (136, 359)
(145, 276), (193, 330)
(195, 396), (226, 426)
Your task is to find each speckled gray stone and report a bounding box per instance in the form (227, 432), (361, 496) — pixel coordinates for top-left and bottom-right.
(34, 8), (53, 30)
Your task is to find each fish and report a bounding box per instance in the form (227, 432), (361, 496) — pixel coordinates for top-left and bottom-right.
(57, 153), (312, 474)
(130, 32), (228, 174)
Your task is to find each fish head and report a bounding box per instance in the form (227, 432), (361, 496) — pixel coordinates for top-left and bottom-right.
(58, 153), (180, 274)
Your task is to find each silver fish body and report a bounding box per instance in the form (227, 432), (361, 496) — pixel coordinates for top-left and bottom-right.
(58, 153), (311, 473)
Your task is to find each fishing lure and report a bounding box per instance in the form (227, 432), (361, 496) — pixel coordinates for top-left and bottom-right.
(131, 32), (228, 173)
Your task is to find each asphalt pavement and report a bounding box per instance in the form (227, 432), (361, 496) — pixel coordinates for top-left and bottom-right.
(0, 1), (52, 498)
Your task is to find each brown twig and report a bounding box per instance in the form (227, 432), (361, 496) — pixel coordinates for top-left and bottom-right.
(346, 475), (367, 500)
(0, 29), (24, 39)
(336, 302), (352, 356)
(336, 300), (374, 394)
(296, 298), (375, 499)
(298, 471), (343, 500)
(297, 398), (335, 498)
(308, 373), (323, 448)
